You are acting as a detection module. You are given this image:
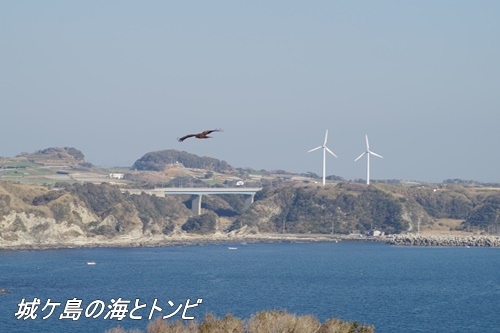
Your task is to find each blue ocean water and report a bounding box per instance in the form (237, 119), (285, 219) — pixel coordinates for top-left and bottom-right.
(0, 241), (499, 333)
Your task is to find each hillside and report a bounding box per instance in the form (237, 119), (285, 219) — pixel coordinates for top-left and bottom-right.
(0, 147), (279, 188)
(1, 178), (500, 249)
(2, 147), (500, 249)
(0, 181), (188, 247)
(0, 147), (122, 186)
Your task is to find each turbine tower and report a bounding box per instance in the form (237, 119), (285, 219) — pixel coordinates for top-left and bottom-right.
(354, 135), (383, 185)
(307, 130), (337, 186)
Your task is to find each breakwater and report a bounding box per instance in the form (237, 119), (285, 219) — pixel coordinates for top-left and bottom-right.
(387, 234), (500, 247)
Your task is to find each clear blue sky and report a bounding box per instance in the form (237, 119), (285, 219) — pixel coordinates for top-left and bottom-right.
(1, 1), (499, 183)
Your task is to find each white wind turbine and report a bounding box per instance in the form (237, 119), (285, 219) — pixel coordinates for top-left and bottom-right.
(354, 135), (383, 185)
(307, 130), (337, 186)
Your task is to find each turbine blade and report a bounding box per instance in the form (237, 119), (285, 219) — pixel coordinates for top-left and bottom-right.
(354, 152), (366, 162)
(365, 135), (370, 150)
(308, 146), (322, 153)
(325, 146), (337, 158)
(369, 151), (383, 158)
(324, 130), (329, 146)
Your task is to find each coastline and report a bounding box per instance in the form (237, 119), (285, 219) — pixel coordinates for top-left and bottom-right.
(2, 232), (500, 251)
(0, 232), (368, 251)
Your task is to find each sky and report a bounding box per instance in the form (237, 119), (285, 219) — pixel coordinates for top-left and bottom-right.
(1, 1), (499, 183)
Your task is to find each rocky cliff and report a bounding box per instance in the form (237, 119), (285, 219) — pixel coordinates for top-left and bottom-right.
(231, 183), (436, 234)
(0, 182), (193, 249)
(1, 181), (500, 249)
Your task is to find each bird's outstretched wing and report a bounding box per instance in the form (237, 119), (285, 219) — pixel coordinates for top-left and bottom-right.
(177, 133), (197, 142)
(201, 129), (222, 135)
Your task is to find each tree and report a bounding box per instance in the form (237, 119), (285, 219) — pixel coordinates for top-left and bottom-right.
(182, 212), (218, 234)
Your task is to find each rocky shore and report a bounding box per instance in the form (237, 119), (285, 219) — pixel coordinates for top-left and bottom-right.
(5, 230), (500, 250)
(387, 234), (500, 247)
(0, 229), (347, 251)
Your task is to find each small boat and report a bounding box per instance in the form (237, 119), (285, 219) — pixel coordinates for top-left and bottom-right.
(86, 261), (96, 265)
(228, 247), (238, 250)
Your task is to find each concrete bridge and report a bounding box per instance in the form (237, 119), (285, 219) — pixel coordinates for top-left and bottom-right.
(121, 187), (263, 215)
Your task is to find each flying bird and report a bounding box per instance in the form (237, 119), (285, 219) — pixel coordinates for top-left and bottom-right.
(177, 129), (222, 142)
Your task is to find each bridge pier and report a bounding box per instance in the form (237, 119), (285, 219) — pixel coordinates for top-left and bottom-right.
(244, 194), (255, 210)
(191, 194), (202, 215)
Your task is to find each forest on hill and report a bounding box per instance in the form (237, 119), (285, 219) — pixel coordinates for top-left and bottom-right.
(132, 149), (232, 173)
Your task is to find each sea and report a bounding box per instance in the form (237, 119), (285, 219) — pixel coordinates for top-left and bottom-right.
(0, 241), (499, 333)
